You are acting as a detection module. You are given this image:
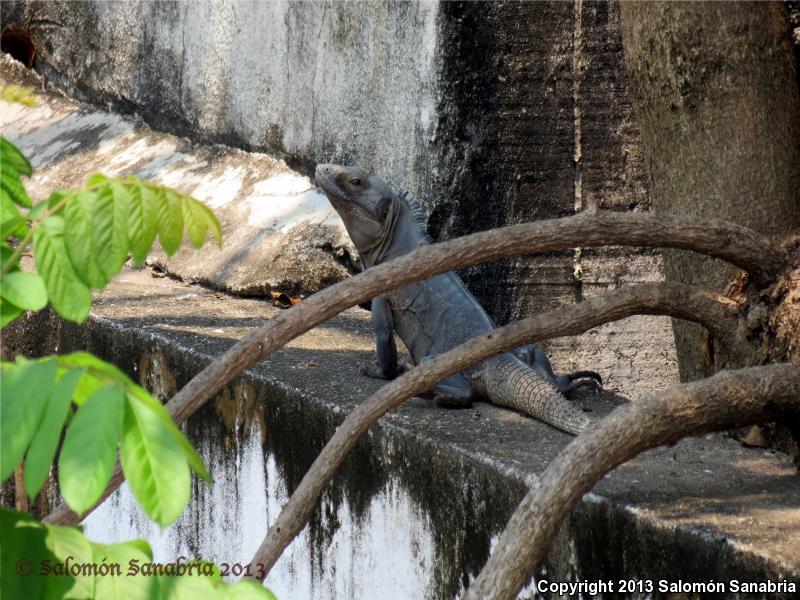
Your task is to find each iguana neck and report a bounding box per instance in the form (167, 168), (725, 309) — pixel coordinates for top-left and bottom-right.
(359, 200), (422, 268)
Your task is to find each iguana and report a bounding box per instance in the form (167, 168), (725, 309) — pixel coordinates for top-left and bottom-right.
(316, 164), (601, 434)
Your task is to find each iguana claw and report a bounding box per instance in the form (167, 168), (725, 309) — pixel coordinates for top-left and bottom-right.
(554, 371), (603, 396)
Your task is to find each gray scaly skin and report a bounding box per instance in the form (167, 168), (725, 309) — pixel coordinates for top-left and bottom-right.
(315, 164), (602, 435)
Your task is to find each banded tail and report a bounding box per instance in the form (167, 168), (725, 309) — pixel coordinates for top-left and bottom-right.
(479, 354), (591, 435)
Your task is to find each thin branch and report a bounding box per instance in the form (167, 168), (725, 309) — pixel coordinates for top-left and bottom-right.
(43, 212), (779, 525)
(244, 282), (738, 577)
(464, 363), (800, 600)
(14, 461), (28, 512)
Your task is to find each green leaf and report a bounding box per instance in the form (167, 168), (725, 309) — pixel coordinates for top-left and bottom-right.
(58, 353), (210, 484)
(92, 539), (156, 600)
(1, 188), (28, 237)
(1, 298), (24, 327)
(220, 581), (278, 600)
(121, 394), (191, 525)
(196, 199), (223, 247)
(119, 538), (153, 558)
(0, 271), (48, 310)
(24, 369), (83, 498)
(127, 386), (212, 484)
(127, 183), (159, 264)
(46, 189), (72, 211)
(58, 351), (132, 384)
(27, 199), (49, 220)
(33, 215), (92, 322)
(1, 137), (33, 176)
(71, 370), (106, 406)
(0, 508), (50, 600)
(181, 196), (209, 249)
(155, 189), (183, 256)
(92, 183), (130, 280)
(63, 191), (109, 288)
(181, 196), (222, 248)
(0, 359), (58, 480)
(0, 161), (32, 207)
(86, 172), (109, 188)
(44, 523), (95, 599)
(156, 562), (221, 600)
(58, 385), (125, 514)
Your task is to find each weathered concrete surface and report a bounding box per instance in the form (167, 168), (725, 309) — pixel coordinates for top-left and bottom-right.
(3, 270), (799, 598)
(0, 55), (356, 297)
(2, 0), (441, 185)
(0, 51), (675, 398)
(1, 0), (680, 396)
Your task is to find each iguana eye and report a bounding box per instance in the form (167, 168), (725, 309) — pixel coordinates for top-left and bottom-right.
(350, 178), (362, 187)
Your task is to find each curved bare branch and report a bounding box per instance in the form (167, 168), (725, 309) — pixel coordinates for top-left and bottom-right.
(43, 212), (779, 525)
(464, 363), (800, 600)
(245, 282), (738, 576)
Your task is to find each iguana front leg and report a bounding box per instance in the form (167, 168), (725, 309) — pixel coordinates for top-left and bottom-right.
(360, 295), (403, 379)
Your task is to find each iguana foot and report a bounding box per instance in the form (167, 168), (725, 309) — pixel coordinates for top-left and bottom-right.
(554, 371), (603, 396)
(359, 361), (407, 380)
(431, 375), (473, 408)
(417, 355), (474, 408)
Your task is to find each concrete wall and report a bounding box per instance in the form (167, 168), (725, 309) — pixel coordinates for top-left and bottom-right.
(3, 0), (679, 393)
(6, 0), (441, 185)
(4, 279), (798, 599)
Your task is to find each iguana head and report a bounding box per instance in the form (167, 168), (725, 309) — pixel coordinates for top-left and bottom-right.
(315, 163), (401, 265)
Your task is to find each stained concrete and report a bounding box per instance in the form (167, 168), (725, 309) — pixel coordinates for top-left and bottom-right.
(1, 0), (680, 397)
(1, 54), (356, 298)
(3, 269), (799, 598)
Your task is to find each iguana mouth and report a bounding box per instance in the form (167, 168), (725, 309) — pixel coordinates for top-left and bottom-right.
(314, 164), (347, 206)
(314, 165), (339, 195)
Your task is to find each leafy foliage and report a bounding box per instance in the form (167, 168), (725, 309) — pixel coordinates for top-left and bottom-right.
(0, 353), (212, 522)
(1, 138), (222, 323)
(1, 508), (278, 600)
(0, 132), (275, 598)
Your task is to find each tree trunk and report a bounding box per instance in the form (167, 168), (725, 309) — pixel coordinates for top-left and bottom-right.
(620, 1), (800, 381)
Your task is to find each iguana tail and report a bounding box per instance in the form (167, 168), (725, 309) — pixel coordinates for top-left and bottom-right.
(479, 354), (591, 435)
